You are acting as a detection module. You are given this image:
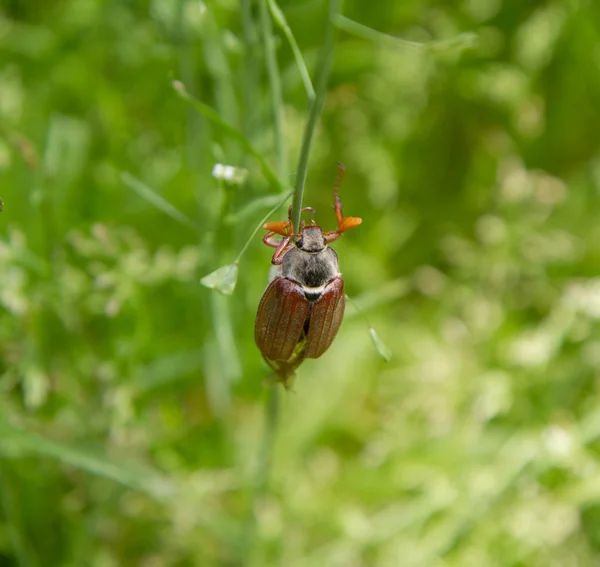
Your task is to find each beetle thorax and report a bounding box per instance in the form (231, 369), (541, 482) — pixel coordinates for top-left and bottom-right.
(282, 242), (340, 291)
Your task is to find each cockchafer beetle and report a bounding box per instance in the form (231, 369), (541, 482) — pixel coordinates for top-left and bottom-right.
(254, 164), (362, 388)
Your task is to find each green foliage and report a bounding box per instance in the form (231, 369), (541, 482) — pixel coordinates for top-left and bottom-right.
(2, 0), (600, 566)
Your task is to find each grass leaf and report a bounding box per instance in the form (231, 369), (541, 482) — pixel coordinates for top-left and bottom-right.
(121, 172), (197, 231)
(266, 0), (315, 100)
(172, 81), (284, 193)
(334, 15), (477, 54)
(0, 419), (172, 500)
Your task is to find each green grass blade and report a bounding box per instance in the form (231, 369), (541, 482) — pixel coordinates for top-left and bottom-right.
(121, 171), (198, 231)
(346, 293), (393, 362)
(267, 0), (315, 100)
(368, 327), (392, 362)
(334, 15), (477, 54)
(200, 189), (292, 296)
(0, 419), (172, 500)
(224, 194), (286, 224)
(0, 465), (37, 567)
(260, 0), (288, 182)
(172, 81), (285, 192)
(233, 189), (293, 263)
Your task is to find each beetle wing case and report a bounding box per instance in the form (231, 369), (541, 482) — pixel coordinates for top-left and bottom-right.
(255, 277), (310, 361)
(254, 275), (345, 366)
(304, 277), (345, 358)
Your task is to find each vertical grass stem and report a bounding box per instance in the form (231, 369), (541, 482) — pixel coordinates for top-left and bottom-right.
(291, 0), (342, 232)
(260, 0), (288, 181)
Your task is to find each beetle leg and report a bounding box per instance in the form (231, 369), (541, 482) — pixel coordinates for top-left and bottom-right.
(263, 231), (282, 248)
(323, 228), (341, 243)
(263, 232), (293, 263)
(272, 235), (293, 264)
(263, 207), (315, 241)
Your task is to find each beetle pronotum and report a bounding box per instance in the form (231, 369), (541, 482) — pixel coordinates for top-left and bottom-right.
(254, 164), (362, 388)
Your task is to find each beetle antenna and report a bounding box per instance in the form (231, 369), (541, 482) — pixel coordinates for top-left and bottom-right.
(322, 163), (362, 242)
(333, 161), (346, 199)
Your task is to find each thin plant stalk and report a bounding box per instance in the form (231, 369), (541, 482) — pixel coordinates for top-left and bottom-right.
(234, 190), (294, 264)
(241, 0), (260, 139)
(172, 81), (285, 192)
(260, 0), (288, 181)
(243, 0), (342, 562)
(239, 386), (280, 562)
(291, 0), (341, 232)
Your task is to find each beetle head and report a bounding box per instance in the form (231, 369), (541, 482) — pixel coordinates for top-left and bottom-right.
(296, 225), (327, 253)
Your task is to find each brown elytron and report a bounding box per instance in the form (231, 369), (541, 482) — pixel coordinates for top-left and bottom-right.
(255, 164), (362, 388)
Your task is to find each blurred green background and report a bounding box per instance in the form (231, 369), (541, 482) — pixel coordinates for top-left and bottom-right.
(2, 0), (600, 565)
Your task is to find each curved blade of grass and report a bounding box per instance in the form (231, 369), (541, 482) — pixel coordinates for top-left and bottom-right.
(134, 350), (205, 394)
(260, 0), (287, 182)
(346, 293), (392, 362)
(241, 0), (260, 139)
(233, 189), (293, 264)
(368, 327), (392, 362)
(0, 418), (172, 500)
(172, 81), (285, 193)
(344, 278), (410, 314)
(0, 465), (37, 567)
(266, 0), (315, 101)
(121, 172), (198, 231)
(334, 15), (477, 54)
(427, 32), (479, 54)
(224, 194), (285, 225)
